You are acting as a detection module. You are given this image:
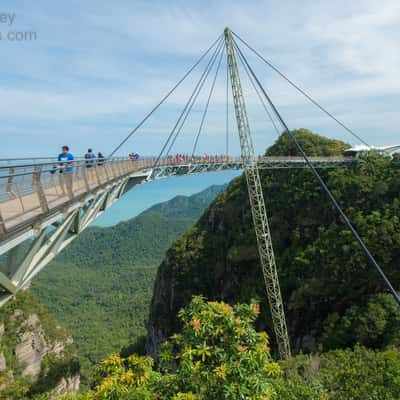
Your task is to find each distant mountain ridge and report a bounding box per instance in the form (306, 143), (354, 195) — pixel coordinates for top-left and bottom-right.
(146, 184), (228, 219)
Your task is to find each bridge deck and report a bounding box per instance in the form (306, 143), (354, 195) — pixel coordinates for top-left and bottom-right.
(0, 156), (353, 241)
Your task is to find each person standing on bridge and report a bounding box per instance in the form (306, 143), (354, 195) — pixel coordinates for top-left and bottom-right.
(85, 148), (96, 168)
(58, 145), (74, 199)
(97, 152), (105, 166)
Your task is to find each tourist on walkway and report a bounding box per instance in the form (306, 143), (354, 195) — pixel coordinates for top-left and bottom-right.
(85, 148), (96, 168)
(58, 145), (74, 198)
(97, 152), (105, 166)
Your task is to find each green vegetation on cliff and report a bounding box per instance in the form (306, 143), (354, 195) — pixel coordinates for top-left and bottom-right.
(266, 128), (349, 156)
(147, 129), (400, 356)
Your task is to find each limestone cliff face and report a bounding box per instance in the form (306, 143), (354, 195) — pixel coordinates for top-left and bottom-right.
(0, 291), (80, 398)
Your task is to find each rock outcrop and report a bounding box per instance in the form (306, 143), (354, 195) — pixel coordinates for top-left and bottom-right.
(0, 290), (80, 398)
(50, 374), (80, 397)
(15, 313), (49, 380)
(0, 352), (6, 372)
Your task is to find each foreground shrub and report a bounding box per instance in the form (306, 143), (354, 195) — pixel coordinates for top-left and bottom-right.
(66, 296), (279, 399)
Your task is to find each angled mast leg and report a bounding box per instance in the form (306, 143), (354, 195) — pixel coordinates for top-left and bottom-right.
(224, 27), (290, 358)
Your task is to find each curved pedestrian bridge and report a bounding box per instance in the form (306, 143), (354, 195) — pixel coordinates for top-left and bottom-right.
(0, 155), (352, 306)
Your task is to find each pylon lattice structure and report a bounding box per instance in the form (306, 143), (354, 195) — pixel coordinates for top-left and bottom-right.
(224, 28), (291, 358)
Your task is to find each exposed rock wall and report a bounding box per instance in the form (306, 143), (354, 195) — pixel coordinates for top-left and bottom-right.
(15, 313), (49, 380)
(0, 290), (80, 398)
(50, 374), (80, 398)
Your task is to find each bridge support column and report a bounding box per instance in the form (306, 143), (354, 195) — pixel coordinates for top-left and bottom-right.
(103, 164), (110, 181)
(32, 166), (49, 214)
(82, 168), (90, 192)
(115, 161), (121, 177)
(0, 212), (6, 239)
(12, 229), (47, 285)
(94, 165), (102, 186)
(0, 272), (17, 294)
(6, 167), (15, 198)
(110, 162), (117, 179)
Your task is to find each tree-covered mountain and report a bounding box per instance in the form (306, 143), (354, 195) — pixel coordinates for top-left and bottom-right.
(31, 184), (227, 378)
(266, 129), (349, 156)
(147, 184), (226, 219)
(147, 129), (400, 357)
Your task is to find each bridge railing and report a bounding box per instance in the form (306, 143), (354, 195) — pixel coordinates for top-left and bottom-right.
(0, 154), (353, 236)
(0, 155), (242, 233)
(0, 157), (152, 232)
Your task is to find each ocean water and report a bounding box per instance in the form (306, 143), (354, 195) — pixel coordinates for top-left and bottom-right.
(93, 170), (241, 227)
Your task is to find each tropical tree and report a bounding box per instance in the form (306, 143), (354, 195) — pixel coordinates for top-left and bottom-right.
(65, 296), (281, 399)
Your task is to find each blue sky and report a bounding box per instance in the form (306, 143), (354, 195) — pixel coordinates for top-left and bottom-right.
(1, 0), (400, 158)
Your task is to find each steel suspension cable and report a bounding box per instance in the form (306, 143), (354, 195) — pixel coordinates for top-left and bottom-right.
(165, 40), (225, 159)
(234, 40), (400, 305)
(152, 38), (224, 168)
(163, 40), (224, 161)
(232, 31), (370, 147)
(234, 41), (281, 136)
(192, 44), (225, 157)
(108, 34), (222, 158)
(226, 54), (229, 157)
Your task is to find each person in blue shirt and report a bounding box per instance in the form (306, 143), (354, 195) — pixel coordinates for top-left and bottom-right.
(58, 146), (74, 198)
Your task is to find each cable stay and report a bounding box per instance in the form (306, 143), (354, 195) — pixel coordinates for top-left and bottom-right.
(152, 38), (224, 167)
(235, 44), (281, 137)
(232, 31), (371, 147)
(108, 34), (223, 158)
(192, 43), (225, 156)
(233, 37), (400, 307)
(225, 55), (230, 157)
(165, 40), (225, 160)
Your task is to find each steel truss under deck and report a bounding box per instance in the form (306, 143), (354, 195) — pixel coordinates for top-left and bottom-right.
(0, 173), (146, 307)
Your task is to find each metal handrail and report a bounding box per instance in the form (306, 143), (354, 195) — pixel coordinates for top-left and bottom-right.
(0, 155), (353, 170)
(0, 154), (354, 236)
(0, 156), (128, 170)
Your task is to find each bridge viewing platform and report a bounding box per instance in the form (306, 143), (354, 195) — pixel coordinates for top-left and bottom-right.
(0, 155), (352, 240)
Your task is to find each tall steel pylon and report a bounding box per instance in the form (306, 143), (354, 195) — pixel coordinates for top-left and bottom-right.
(224, 28), (291, 358)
